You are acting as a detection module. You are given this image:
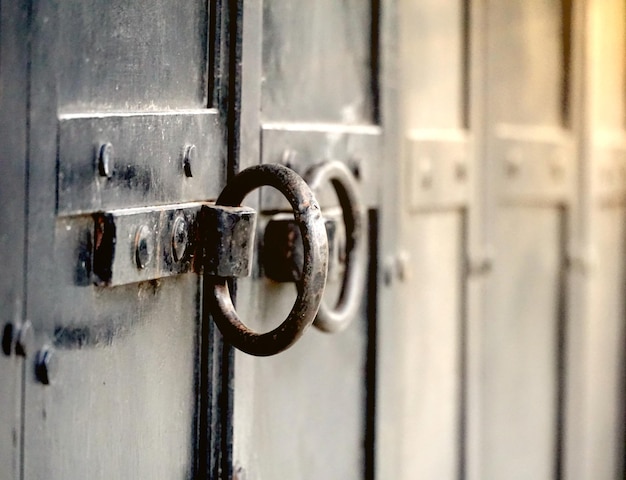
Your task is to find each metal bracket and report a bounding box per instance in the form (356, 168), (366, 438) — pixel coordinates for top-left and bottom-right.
(406, 129), (471, 211)
(57, 110), (224, 215)
(495, 125), (574, 205)
(90, 201), (256, 286)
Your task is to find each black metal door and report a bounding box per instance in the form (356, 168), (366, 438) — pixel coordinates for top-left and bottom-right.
(0, 1), (386, 478)
(0, 1), (238, 478)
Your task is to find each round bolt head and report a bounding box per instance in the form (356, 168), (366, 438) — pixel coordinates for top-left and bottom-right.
(455, 157), (468, 181)
(135, 225), (155, 269)
(348, 158), (363, 179)
(419, 157), (433, 188)
(382, 256), (397, 286)
(550, 151), (565, 181)
(98, 143), (114, 178)
(36, 348), (58, 385)
(171, 216), (189, 262)
(183, 144), (196, 178)
(15, 320), (34, 357)
(505, 149), (522, 177)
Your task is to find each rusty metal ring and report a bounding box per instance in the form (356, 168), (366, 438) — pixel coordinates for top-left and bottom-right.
(305, 161), (366, 333)
(208, 164), (329, 356)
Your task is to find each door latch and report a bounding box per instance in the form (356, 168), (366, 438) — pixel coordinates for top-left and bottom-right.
(78, 164), (329, 356)
(91, 202), (257, 286)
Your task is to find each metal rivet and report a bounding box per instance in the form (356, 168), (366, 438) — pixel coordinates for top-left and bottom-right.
(349, 157), (363, 180)
(98, 143), (114, 178)
(419, 157), (433, 188)
(134, 225), (154, 269)
(183, 144), (196, 178)
(383, 260), (395, 286)
(396, 251), (410, 282)
(550, 151), (565, 181)
(36, 348), (58, 385)
(15, 320), (34, 357)
(171, 216), (189, 262)
(455, 157), (467, 181)
(505, 149), (522, 177)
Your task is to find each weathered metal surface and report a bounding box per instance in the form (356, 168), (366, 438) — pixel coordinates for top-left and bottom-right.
(262, 0), (374, 124)
(81, 201), (257, 287)
(5, 0), (626, 478)
(20, 0), (224, 477)
(56, 0), (209, 113)
(201, 204), (257, 279)
(233, 0), (381, 475)
(58, 110), (223, 215)
(208, 164), (328, 356)
(0, 0), (28, 477)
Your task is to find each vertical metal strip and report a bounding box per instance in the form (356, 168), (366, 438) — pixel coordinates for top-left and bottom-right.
(554, 205), (570, 480)
(220, 0), (244, 478)
(370, 0), (381, 125)
(458, 207), (469, 480)
(364, 209), (379, 480)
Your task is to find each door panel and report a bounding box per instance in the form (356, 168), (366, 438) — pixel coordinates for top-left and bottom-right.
(234, 1), (380, 478)
(22, 1), (224, 477)
(566, 2), (626, 478)
(397, 1), (470, 478)
(482, 208), (562, 479)
(261, 0), (374, 123)
(583, 208), (626, 478)
(57, 0), (209, 112)
(474, 2), (573, 478)
(399, 213), (463, 480)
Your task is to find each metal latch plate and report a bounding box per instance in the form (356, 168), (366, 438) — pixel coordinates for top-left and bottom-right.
(91, 202), (256, 286)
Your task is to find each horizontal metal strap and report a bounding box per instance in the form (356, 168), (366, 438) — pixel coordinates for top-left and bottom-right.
(87, 201), (256, 286)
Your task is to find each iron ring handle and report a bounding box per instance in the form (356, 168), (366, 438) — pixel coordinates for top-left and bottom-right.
(208, 164), (329, 356)
(305, 161), (366, 333)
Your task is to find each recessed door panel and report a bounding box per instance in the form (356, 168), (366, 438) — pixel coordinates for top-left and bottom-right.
(399, 213), (463, 480)
(482, 207), (562, 480)
(489, 0), (566, 126)
(567, 2), (626, 478)
(57, 0), (209, 113)
(261, 0), (374, 123)
(583, 207), (626, 478)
